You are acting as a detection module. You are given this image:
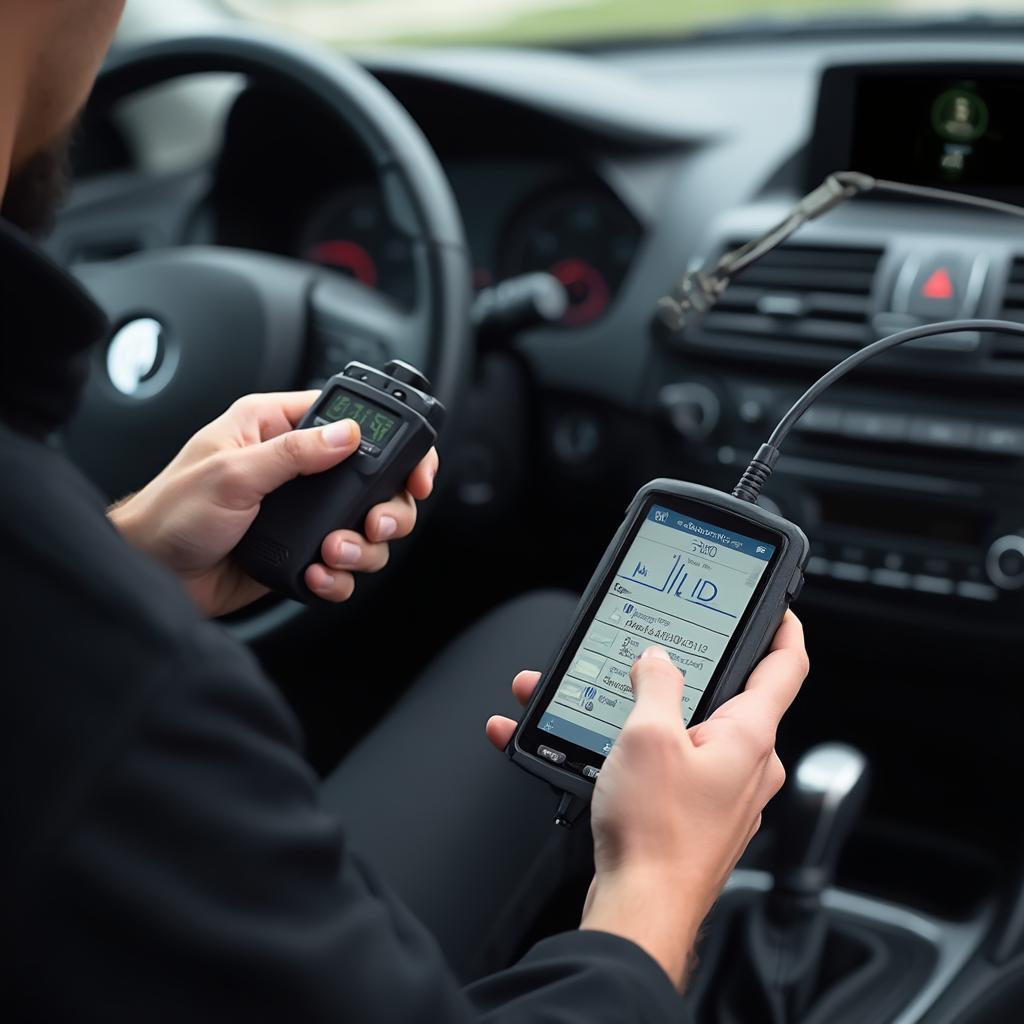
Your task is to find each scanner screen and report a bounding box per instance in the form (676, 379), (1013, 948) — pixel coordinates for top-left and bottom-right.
(537, 505), (777, 759)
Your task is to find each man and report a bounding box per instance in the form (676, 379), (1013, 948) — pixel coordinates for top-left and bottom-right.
(0, 2), (809, 1020)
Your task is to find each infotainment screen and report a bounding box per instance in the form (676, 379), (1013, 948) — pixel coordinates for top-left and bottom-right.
(809, 66), (1024, 200)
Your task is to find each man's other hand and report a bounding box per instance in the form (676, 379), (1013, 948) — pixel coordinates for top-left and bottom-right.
(486, 613), (809, 991)
(109, 391), (438, 616)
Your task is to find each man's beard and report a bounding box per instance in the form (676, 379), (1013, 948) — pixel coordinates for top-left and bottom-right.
(1, 129), (74, 238)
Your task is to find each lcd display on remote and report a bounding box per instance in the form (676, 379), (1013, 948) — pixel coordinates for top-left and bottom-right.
(320, 390), (400, 448)
(534, 505), (777, 759)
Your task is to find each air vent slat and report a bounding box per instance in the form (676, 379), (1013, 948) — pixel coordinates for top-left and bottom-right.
(735, 268), (877, 294)
(995, 256), (1024, 360)
(994, 258), (1024, 362)
(702, 314), (871, 347)
(690, 243), (883, 352)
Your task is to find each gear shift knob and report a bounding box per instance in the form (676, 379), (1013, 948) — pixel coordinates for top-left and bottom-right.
(771, 742), (870, 912)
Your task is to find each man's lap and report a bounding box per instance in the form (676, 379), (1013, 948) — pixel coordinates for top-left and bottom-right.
(319, 590), (586, 981)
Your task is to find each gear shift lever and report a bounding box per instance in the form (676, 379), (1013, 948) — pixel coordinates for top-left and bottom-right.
(740, 743), (871, 1023)
(769, 743), (870, 920)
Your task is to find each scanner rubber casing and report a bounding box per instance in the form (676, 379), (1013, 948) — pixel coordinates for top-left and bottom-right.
(509, 478), (810, 802)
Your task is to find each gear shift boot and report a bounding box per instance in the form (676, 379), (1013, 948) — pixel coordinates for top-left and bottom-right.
(690, 890), (937, 1024)
(686, 743), (943, 1024)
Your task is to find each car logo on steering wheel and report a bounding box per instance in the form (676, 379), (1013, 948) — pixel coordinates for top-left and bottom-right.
(106, 317), (167, 397)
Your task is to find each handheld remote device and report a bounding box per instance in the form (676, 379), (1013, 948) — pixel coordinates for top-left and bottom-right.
(235, 360), (444, 602)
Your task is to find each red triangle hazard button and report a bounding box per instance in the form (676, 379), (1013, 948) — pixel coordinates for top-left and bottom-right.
(921, 267), (955, 300)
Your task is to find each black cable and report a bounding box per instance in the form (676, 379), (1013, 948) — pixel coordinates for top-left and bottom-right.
(731, 318), (1024, 503)
(870, 177), (1024, 220)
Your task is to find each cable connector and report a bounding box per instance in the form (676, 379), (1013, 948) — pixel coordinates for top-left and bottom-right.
(732, 443), (781, 504)
(796, 171), (874, 219)
(553, 791), (587, 829)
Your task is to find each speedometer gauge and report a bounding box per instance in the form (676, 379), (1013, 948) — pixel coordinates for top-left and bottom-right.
(499, 185), (641, 328)
(298, 186), (416, 307)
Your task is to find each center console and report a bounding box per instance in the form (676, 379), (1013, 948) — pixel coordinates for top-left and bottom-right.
(650, 192), (1024, 637)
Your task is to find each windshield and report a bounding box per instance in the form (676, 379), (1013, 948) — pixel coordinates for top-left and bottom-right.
(224, 1), (1021, 47)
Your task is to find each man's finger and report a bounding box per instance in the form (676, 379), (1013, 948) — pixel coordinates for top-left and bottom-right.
(630, 646), (687, 722)
(512, 670), (541, 708)
(485, 715), (517, 751)
(258, 391), (324, 438)
(701, 616), (808, 735)
(365, 491), (416, 543)
(320, 531), (390, 574)
(737, 613), (808, 718)
(221, 391), (322, 443)
(303, 563), (356, 603)
(215, 419), (361, 506)
(406, 448), (438, 502)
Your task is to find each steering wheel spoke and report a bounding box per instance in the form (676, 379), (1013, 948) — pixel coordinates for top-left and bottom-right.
(307, 272), (427, 385)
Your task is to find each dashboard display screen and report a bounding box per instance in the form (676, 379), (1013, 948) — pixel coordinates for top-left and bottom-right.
(847, 73), (1024, 192)
(527, 502), (779, 764)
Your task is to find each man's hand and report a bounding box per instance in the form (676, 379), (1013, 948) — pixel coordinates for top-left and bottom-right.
(486, 613), (809, 991)
(109, 391), (438, 617)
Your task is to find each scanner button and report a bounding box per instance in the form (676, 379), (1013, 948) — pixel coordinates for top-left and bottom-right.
(582, 765), (601, 780)
(787, 568), (805, 600)
(358, 441), (381, 457)
(537, 745), (566, 765)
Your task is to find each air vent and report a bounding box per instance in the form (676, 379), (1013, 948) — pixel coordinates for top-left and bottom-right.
(993, 257), (1024, 362)
(693, 244), (882, 350)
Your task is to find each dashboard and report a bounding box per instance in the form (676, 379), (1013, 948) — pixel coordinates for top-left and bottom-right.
(192, 83), (645, 328)
(52, 30), (1024, 655)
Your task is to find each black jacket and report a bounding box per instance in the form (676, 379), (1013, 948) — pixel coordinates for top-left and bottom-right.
(0, 220), (687, 1022)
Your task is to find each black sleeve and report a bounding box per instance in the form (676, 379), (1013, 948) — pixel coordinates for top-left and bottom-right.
(10, 650), (690, 1024)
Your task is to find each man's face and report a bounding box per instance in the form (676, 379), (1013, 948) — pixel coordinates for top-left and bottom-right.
(2, 0), (126, 235)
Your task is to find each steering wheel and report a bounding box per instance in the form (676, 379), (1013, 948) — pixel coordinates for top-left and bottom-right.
(63, 28), (472, 641)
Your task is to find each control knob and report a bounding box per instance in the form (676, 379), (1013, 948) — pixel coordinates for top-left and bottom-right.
(383, 360), (432, 394)
(659, 382), (721, 442)
(986, 533), (1024, 591)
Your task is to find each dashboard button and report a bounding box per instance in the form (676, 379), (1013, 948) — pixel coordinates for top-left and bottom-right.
(840, 410), (909, 442)
(908, 416), (973, 449)
(871, 568), (911, 589)
(831, 561), (869, 582)
(797, 405), (843, 434)
(973, 424), (1024, 456)
(901, 254), (972, 320)
(912, 575), (956, 595)
(956, 581), (998, 602)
